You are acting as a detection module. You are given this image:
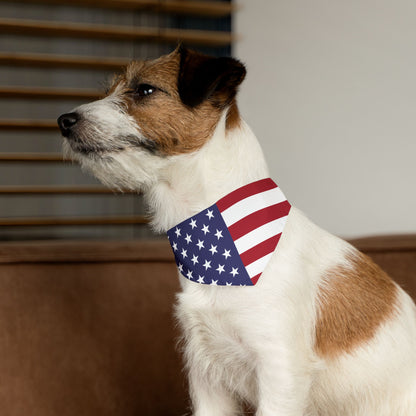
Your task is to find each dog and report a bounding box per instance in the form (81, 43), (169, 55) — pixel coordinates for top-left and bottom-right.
(58, 46), (416, 415)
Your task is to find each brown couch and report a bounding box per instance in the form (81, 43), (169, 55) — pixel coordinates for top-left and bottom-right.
(0, 236), (414, 416)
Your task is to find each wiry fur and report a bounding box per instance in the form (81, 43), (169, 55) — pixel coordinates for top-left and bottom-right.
(58, 48), (416, 415)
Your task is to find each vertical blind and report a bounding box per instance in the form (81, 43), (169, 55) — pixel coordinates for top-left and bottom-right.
(0, 0), (234, 240)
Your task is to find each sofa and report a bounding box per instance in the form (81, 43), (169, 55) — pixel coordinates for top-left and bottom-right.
(0, 235), (414, 415)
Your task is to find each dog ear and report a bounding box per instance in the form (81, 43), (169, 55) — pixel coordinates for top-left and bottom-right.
(177, 46), (246, 108)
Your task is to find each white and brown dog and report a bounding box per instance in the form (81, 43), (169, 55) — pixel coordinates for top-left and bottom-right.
(58, 47), (416, 415)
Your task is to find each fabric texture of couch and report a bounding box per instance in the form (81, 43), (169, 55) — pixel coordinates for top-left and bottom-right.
(0, 236), (414, 415)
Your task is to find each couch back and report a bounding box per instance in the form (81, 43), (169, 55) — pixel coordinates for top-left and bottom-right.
(0, 236), (414, 416)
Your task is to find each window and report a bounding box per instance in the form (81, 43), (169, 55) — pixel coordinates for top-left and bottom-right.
(0, 0), (234, 240)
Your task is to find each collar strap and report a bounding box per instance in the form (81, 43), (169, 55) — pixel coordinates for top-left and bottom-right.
(167, 178), (291, 286)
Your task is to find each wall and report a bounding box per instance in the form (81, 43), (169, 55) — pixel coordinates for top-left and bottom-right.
(234, 0), (416, 238)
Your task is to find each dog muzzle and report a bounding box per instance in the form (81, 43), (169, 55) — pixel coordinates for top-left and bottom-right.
(167, 178), (291, 286)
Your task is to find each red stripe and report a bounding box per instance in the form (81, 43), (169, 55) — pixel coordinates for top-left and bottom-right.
(251, 273), (261, 285)
(216, 178), (277, 212)
(239, 233), (281, 266)
(228, 200), (291, 241)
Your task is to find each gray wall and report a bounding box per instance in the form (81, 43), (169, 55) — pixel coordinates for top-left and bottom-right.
(235, 0), (416, 238)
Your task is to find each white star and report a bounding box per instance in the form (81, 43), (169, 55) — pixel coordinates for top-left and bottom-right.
(197, 275), (205, 284)
(186, 270), (193, 280)
(189, 218), (197, 229)
(226, 282), (233, 286)
(206, 209), (214, 220)
(172, 242), (178, 251)
(230, 267), (239, 277)
(216, 264), (225, 275)
(222, 249), (231, 259)
(209, 244), (218, 255)
(203, 260), (212, 270)
(181, 248), (187, 259)
(210, 279), (218, 286)
(178, 263), (183, 272)
(201, 224), (210, 235)
(174, 227), (181, 237)
(214, 229), (223, 240)
(191, 254), (199, 265)
(196, 239), (205, 250)
(185, 233), (192, 244)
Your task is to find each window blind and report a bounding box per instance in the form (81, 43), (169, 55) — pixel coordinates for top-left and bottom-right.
(0, 0), (234, 240)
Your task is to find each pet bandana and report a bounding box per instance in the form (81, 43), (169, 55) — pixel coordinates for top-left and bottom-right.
(167, 178), (291, 286)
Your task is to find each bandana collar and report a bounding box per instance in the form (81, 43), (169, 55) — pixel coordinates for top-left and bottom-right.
(167, 178), (291, 286)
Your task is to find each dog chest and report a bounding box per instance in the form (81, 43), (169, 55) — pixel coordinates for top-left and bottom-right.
(176, 297), (257, 396)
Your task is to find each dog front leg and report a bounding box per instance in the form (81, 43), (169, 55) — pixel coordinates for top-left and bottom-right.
(254, 348), (312, 416)
(189, 369), (240, 416)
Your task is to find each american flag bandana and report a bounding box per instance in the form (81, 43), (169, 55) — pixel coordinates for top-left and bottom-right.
(167, 178), (291, 286)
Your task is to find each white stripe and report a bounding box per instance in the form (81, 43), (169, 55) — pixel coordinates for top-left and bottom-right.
(234, 216), (288, 254)
(246, 252), (273, 278)
(221, 187), (287, 226)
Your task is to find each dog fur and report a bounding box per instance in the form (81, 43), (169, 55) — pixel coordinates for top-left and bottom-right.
(58, 47), (416, 415)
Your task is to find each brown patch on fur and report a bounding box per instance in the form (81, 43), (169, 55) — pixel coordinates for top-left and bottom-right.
(107, 49), (243, 156)
(226, 98), (241, 130)
(107, 51), (223, 155)
(315, 251), (398, 358)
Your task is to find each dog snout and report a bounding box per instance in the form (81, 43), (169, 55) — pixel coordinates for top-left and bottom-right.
(57, 112), (80, 137)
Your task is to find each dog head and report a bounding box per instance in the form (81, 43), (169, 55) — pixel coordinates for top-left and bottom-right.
(57, 46), (246, 191)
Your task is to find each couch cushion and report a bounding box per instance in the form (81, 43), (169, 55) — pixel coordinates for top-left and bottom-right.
(0, 236), (414, 415)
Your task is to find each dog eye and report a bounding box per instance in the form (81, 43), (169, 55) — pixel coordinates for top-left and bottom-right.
(134, 84), (156, 98)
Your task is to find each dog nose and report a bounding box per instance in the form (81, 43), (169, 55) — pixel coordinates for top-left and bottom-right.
(57, 112), (80, 137)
